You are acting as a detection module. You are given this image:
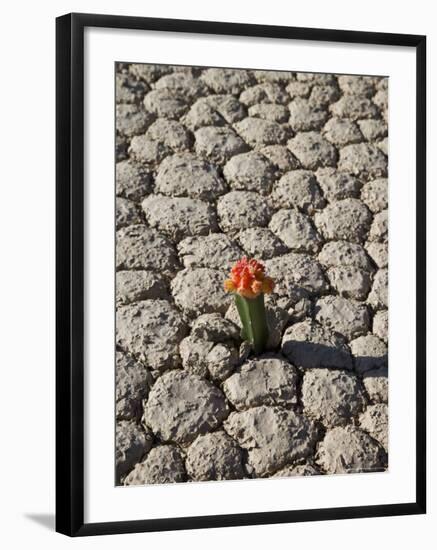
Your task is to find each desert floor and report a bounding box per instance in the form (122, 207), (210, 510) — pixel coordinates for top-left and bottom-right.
(115, 64), (388, 485)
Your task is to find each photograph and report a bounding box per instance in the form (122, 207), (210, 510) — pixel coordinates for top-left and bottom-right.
(0, 1), (430, 545)
(114, 63), (389, 486)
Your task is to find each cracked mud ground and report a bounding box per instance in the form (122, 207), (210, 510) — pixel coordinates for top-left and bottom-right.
(115, 63), (389, 485)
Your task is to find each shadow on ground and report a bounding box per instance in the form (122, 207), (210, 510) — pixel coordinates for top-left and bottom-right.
(25, 513), (55, 531)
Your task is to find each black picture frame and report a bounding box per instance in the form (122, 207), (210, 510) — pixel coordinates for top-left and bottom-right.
(56, 12), (426, 537)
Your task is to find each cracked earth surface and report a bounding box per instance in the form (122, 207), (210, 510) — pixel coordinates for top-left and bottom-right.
(115, 63), (389, 485)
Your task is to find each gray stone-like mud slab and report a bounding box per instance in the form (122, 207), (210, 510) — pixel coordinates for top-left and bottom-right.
(265, 253), (328, 296)
(116, 420), (153, 481)
(330, 95), (380, 120)
(369, 210), (388, 243)
(373, 310), (389, 342)
(287, 132), (337, 170)
(281, 319), (353, 370)
(315, 296), (370, 341)
(361, 179), (388, 213)
(337, 75), (377, 97)
(318, 241), (373, 272)
(177, 234), (242, 270)
(237, 227), (288, 259)
(359, 119), (387, 141)
(317, 425), (387, 474)
(116, 225), (179, 275)
(260, 145), (299, 172)
(366, 242), (388, 269)
(116, 270), (169, 305)
(368, 268), (389, 310)
(191, 313), (240, 342)
(302, 368), (367, 427)
(327, 266), (372, 300)
(316, 168), (361, 201)
(115, 197), (143, 229)
(207, 342), (240, 381)
(146, 118), (193, 151)
(338, 143), (387, 180)
(171, 268), (231, 317)
(217, 191), (271, 233)
(124, 445), (186, 485)
(271, 170), (325, 213)
(223, 355), (299, 410)
(186, 432), (245, 481)
(234, 117), (291, 148)
(350, 335), (388, 374)
(155, 153), (227, 200)
(249, 103), (289, 123)
(224, 406), (318, 476)
(289, 97), (328, 131)
(143, 89), (189, 119)
(240, 82), (290, 105)
(116, 352), (153, 420)
(322, 117), (363, 146)
(179, 336), (213, 378)
(155, 72), (209, 99)
(143, 371), (229, 445)
(142, 194), (218, 241)
(201, 68), (254, 95)
(116, 300), (187, 371)
(223, 151), (277, 194)
(363, 367), (388, 403)
(195, 126), (249, 163)
(359, 403), (389, 450)
(314, 199), (372, 243)
(269, 209), (322, 253)
(272, 462), (321, 477)
(116, 160), (153, 201)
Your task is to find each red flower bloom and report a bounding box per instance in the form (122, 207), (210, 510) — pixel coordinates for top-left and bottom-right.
(224, 257), (275, 298)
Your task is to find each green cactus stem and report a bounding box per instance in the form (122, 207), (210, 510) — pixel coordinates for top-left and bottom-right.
(234, 293), (269, 355)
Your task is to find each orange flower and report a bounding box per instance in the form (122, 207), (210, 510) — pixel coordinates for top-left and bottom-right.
(224, 257), (275, 299)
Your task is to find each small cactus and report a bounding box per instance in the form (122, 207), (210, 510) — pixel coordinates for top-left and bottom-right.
(224, 257), (275, 355)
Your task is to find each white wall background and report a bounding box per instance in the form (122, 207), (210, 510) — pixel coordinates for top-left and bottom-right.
(0, 1), (434, 548)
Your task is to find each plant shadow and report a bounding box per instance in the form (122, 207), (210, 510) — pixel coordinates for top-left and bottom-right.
(282, 338), (388, 374)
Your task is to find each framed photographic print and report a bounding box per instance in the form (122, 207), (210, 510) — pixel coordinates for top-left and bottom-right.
(56, 12), (426, 536)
